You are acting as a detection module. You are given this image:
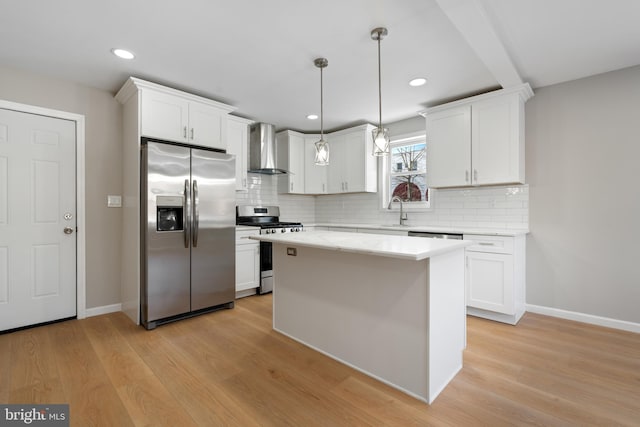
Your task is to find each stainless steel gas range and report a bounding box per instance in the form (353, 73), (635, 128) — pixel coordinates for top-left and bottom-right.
(236, 205), (303, 294)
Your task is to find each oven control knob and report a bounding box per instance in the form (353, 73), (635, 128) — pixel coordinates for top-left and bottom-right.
(268, 229), (273, 234)
(295, 228), (300, 232)
(281, 228), (286, 233)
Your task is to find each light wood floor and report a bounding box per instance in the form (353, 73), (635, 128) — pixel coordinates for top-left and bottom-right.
(1, 294), (639, 426)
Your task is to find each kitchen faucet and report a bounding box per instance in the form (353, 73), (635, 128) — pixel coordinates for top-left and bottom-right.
(388, 196), (408, 225)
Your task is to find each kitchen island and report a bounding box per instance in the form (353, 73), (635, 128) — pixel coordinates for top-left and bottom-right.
(250, 231), (471, 404)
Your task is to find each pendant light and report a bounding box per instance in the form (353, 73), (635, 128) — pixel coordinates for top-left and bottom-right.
(371, 27), (389, 156)
(314, 58), (330, 165)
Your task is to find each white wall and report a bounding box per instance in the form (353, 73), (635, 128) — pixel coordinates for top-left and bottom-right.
(0, 65), (123, 309)
(526, 65), (640, 324)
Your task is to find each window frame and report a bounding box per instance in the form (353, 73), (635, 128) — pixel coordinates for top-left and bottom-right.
(379, 131), (432, 211)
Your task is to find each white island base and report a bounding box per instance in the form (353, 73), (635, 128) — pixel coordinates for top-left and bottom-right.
(269, 238), (467, 404)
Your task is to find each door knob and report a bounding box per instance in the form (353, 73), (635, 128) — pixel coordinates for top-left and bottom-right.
(63, 227), (74, 235)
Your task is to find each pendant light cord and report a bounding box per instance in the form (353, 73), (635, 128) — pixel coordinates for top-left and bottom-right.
(377, 36), (382, 129)
(320, 65), (324, 139)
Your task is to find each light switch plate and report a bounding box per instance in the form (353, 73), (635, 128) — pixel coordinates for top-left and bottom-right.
(107, 195), (122, 208)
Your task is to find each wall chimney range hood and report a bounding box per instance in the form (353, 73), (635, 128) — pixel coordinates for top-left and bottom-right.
(248, 123), (288, 174)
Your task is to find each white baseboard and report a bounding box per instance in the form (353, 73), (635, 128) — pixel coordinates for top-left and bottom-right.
(526, 304), (640, 334)
(85, 303), (122, 318)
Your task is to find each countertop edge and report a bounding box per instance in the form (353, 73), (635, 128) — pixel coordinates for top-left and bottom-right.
(308, 223), (529, 236)
(250, 231), (472, 261)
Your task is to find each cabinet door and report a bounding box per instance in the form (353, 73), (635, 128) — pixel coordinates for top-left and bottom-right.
(288, 134), (306, 193)
(326, 134), (345, 193)
(141, 90), (189, 142)
(466, 252), (514, 315)
(188, 101), (226, 149)
(471, 94), (523, 185)
(343, 130), (368, 192)
(236, 243), (260, 292)
(227, 118), (249, 191)
(425, 105), (471, 187)
(276, 132), (305, 194)
(304, 135), (328, 194)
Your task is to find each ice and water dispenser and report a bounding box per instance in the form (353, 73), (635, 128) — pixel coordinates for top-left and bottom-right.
(156, 195), (184, 232)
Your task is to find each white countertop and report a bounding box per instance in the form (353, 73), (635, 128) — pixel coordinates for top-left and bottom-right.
(310, 223), (529, 236)
(250, 230), (472, 261)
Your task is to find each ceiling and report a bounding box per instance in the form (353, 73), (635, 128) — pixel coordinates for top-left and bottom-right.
(1, 0), (639, 133)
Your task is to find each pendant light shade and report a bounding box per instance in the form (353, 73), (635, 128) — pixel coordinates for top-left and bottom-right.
(314, 58), (330, 165)
(371, 27), (389, 156)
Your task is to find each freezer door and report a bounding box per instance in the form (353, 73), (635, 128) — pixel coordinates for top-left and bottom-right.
(190, 148), (236, 310)
(143, 142), (191, 324)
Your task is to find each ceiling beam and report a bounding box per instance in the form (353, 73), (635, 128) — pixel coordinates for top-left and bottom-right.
(435, 0), (523, 88)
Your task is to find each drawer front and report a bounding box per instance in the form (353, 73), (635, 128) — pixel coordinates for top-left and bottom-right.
(463, 235), (514, 254)
(236, 229), (260, 244)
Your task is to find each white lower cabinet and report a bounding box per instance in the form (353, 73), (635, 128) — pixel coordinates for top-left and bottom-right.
(464, 234), (525, 324)
(236, 229), (260, 297)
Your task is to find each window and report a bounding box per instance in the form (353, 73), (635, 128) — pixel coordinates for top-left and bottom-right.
(381, 132), (431, 210)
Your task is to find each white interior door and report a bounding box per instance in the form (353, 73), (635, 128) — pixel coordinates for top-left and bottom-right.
(0, 108), (77, 331)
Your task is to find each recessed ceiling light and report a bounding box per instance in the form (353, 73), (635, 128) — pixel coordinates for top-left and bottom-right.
(111, 48), (135, 60)
(409, 77), (427, 87)
(307, 114), (318, 120)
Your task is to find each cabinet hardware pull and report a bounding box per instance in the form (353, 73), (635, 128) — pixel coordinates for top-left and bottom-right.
(290, 182), (293, 192)
(479, 242), (494, 246)
(474, 169), (478, 182)
(465, 170), (469, 182)
(190, 128), (194, 140)
(183, 126), (187, 138)
(322, 183), (325, 192)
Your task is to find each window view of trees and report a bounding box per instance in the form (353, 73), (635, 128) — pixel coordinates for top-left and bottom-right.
(390, 141), (428, 203)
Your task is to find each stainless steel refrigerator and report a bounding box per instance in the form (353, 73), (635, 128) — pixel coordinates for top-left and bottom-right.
(141, 139), (235, 330)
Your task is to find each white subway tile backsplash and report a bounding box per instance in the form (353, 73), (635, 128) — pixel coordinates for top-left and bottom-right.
(314, 184), (529, 230)
(237, 175), (528, 230)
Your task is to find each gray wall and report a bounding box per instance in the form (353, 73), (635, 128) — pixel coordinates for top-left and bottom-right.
(0, 65), (123, 309)
(525, 65), (640, 323)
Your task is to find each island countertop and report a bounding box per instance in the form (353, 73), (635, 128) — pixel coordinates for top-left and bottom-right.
(250, 230), (472, 261)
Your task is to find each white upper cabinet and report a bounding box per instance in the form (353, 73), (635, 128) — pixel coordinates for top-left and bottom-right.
(122, 77), (235, 150)
(304, 135), (328, 194)
(328, 125), (377, 194)
(140, 90), (189, 142)
(276, 130), (305, 194)
(278, 124), (377, 195)
(327, 133), (346, 193)
(425, 106), (472, 187)
(422, 83), (533, 188)
(227, 115), (253, 191)
(187, 101), (227, 149)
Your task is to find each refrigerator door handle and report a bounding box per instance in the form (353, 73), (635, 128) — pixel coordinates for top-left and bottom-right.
(184, 179), (190, 248)
(192, 179), (199, 247)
